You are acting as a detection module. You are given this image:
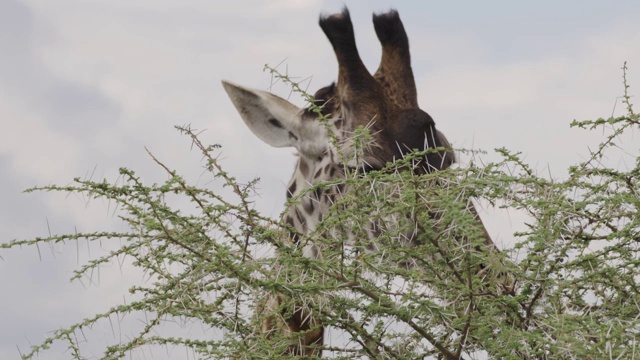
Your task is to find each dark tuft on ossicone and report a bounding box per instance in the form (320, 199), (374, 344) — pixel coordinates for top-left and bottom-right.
(372, 9), (408, 49)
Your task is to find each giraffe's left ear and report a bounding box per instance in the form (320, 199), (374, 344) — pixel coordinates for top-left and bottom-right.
(222, 81), (327, 156)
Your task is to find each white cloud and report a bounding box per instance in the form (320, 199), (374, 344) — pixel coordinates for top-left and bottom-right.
(265, 0), (322, 11)
(421, 59), (571, 110)
(0, 96), (82, 184)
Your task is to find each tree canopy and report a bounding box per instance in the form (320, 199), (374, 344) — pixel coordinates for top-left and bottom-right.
(3, 65), (639, 359)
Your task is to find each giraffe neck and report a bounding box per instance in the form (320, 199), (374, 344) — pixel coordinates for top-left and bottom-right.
(282, 151), (422, 263)
(283, 154), (341, 258)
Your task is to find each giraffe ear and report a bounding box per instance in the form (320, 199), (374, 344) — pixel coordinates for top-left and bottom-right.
(222, 81), (327, 156)
(222, 80), (301, 147)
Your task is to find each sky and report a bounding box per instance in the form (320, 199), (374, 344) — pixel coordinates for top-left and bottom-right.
(1, 0), (639, 358)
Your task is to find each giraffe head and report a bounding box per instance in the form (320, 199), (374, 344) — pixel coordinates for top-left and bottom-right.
(222, 8), (454, 179)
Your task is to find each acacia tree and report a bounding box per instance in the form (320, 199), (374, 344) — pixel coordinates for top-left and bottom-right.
(2, 66), (640, 359)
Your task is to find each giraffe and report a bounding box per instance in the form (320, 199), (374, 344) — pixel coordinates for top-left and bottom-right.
(222, 8), (498, 357)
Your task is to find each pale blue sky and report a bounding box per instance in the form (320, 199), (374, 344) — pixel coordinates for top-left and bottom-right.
(1, 1), (639, 358)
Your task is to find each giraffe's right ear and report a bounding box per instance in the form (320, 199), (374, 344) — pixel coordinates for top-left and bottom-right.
(222, 81), (327, 156)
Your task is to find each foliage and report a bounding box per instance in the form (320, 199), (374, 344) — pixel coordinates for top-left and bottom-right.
(2, 64), (640, 359)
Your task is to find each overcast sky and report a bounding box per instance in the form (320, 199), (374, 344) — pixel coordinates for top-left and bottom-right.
(1, 1), (639, 359)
